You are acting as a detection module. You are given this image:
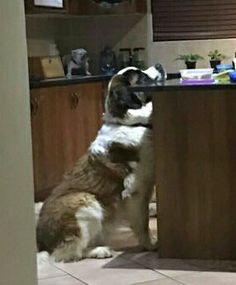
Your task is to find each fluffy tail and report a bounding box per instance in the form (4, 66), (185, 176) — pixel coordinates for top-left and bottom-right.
(37, 251), (51, 271)
(35, 202), (43, 224)
(35, 203), (51, 266)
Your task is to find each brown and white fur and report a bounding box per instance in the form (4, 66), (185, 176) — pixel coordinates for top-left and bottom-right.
(36, 64), (165, 262)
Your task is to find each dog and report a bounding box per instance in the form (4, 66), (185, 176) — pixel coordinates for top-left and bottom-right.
(63, 48), (91, 77)
(36, 64), (166, 262)
(103, 64), (165, 199)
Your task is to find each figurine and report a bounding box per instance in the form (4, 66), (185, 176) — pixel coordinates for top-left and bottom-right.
(99, 46), (117, 75)
(63, 48), (91, 77)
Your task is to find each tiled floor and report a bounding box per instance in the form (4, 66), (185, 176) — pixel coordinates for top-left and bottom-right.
(38, 210), (236, 285)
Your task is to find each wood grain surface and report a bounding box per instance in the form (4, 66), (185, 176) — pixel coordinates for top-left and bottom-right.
(153, 89), (236, 259)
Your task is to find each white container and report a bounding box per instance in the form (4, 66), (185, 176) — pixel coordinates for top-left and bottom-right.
(180, 68), (214, 80)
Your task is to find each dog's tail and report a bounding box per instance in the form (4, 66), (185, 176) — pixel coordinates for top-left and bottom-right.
(37, 251), (51, 270)
(35, 202), (43, 224)
(35, 203), (52, 266)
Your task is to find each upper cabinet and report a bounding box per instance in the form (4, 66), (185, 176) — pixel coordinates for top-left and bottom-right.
(25, 0), (147, 15)
(25, 0), (69, 14)
(68, 0), (147, 15)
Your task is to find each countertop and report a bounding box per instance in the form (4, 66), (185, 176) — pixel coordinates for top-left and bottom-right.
(30, 74), (112, 89)
(30, 74), (236, 92)
(29, 72), (181, 89)
(130, 79), (236, 92)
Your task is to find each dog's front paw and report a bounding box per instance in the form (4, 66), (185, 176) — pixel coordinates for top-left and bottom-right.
(86, 246), (113, 259)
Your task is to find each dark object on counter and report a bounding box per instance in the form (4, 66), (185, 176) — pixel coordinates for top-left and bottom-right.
(185, 61), (196, 69)
(229, 71), (236, 82)
(93, 0), (123, 7)
(166, 72), (181, 80)
(210, 60), (221, 70)
(132, 47), (145, 69)
(99, 46), (117, 75)
(119, 48), (132, 68)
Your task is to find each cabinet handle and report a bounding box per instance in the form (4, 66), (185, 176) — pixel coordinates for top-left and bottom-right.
(70, 92), (80, 109)
(30, 96), (39, 115)
(73, 92), (80, 108)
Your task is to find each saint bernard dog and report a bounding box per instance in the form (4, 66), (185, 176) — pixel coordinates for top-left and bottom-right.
(36, 63), (165, 262)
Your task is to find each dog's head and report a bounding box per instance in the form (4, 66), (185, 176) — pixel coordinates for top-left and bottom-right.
(117, 63), (166, 85)
(105, 64), (166, 119)
(71, 49), (89, 66)
(71, 48), (90, 75)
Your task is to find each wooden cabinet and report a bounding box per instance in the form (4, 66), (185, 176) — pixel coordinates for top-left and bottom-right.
(25, 0), (146, 15)
(25, 0), (68, 14)
(31, 82), (105, 201)
(153, 88), (236, 259)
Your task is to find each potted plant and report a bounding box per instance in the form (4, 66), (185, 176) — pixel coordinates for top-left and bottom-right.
(175, 53), (204, 69)
(208, 49), (226, 69)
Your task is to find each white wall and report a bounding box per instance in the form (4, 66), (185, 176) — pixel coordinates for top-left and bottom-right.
(0, 2), (37, 285)
(146, 0), (236, 72)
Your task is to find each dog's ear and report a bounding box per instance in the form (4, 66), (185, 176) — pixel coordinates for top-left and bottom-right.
(107, 86), (143, 118)
(108, 142), (140, 163)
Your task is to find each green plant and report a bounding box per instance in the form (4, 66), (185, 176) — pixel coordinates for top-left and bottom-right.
(208, 49), (226, 61)
(175, 53), (204, 62)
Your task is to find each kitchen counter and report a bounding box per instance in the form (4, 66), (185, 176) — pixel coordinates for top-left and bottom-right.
(141, 80), (236, 260)
(130, 78), (236, 92)
(29, 72), (181, 90)
(30, 74), (112, 89)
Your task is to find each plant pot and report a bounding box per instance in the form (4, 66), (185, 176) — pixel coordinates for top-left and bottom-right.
(210, 60), (221, 69)
(185, 61), (196, 69)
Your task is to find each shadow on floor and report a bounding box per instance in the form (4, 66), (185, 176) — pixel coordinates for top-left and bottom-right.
(102, 249), (236, 273)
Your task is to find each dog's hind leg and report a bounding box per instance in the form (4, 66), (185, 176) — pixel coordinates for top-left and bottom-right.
(51, 198), (112, 262)
(124, 190), (157, 251)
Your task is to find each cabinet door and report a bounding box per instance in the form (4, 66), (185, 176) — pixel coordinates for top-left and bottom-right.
(31, 82), (104, 201)
(31, 86), (71, 200)
(65, 82), (104, 162)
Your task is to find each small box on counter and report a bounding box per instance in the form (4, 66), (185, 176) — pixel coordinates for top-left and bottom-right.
(28, 56), (65, 80)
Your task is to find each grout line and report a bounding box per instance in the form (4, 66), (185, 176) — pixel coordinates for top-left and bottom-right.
(38, 274), (67, 280)
(132, 277), (187, 285)
(53, 264), (89, 285)
(121, 255), (187, 285)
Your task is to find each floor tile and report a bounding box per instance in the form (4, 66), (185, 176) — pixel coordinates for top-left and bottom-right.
(177, 259), (236, 272)
(175, 271), (236, 285)
(37, 252), (66, 280)
(133, 277), (184, 284)
(55, 255), (164, 285)
(37, 262), (67, 280)
(38, 275), (86, 285)
(122, 252), (200, 277)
